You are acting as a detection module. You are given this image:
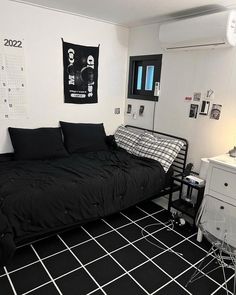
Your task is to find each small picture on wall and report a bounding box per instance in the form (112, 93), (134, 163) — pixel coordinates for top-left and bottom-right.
(185, 96), (192, 101)
(210, 104), (222, 120)
(139, 105), (144, 116)
(189, 104), (199, 118)
(193, 92), (201, 101)
(199, 100), (210, 115)
(127, 104), (132, 114)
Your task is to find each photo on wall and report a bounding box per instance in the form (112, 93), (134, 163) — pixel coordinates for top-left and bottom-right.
(127, 104), (132, 114)
(193, 92), (201, 101)
(199, 100), (210, 115)
(210, 104), (222, 120)
(189, 104), (199, 118)
(62, 40), (99, 104)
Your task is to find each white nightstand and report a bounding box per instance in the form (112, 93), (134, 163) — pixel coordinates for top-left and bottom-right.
(197, 154), (236, 242)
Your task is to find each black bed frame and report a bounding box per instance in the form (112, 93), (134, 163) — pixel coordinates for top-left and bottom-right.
(125, 125), (189, 198)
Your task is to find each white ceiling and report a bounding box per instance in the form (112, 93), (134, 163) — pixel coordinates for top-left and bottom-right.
(11, 0), (236, 27)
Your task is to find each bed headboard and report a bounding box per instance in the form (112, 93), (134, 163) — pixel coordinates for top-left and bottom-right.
(125, 125), (188, 175)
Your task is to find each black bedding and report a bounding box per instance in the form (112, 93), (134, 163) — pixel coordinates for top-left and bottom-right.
(0, 148), (165, 266)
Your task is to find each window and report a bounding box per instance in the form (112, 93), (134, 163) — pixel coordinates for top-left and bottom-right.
(128, 54), (162, 101)
(136, 66), (143, 90)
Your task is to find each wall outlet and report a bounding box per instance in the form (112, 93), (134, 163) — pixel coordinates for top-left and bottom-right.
(114, 108), (120, 114)
(133, 113), (137, 119)
(154, 82), (160, 96)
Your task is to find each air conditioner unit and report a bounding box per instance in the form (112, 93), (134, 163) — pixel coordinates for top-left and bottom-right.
(159, 10), (236, 51)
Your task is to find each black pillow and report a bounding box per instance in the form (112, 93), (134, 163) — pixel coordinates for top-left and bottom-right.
(8, 127), (68, 160)
(105, 135), (118, 149)
(60, 122), (108, 153)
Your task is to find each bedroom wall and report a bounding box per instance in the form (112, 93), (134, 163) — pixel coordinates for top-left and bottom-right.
(0, 0), (129, 153)
(125, 23), (236, 171)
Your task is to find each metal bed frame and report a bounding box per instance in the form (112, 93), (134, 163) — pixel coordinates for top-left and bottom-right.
(125, 125), (189, 198)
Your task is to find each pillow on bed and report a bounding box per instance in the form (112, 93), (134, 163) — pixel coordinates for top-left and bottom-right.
(60, 121), (108, 153)
(133, 132), (184, 172)
(114, 125), (141, 154)
(8, 127), (68, 160)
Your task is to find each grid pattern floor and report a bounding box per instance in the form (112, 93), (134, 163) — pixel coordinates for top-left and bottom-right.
(0, 201), (235, 295)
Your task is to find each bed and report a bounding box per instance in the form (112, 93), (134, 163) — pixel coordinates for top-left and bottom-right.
(0, 124), (188, 266)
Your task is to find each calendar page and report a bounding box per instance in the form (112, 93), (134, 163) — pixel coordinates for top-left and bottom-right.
(0, 37), (27, 119)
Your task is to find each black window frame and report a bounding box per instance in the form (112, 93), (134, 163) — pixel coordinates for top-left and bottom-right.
(127, 54), (162, 101)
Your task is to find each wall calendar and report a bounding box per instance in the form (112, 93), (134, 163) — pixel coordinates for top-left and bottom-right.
(0, 37), (27, 119)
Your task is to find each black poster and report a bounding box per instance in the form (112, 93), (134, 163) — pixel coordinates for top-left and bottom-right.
(62, 40), (99, 104)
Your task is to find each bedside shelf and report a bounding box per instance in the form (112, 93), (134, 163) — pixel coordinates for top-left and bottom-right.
(171, 199), (195, 218)
(168, 173), (205, 225)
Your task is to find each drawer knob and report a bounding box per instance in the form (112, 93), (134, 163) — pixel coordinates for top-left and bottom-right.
(220, 206), (224, 210)
(224, 183), (228, 187)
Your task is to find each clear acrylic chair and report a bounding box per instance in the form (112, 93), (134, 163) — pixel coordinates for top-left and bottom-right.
(185, 194), (236, 294)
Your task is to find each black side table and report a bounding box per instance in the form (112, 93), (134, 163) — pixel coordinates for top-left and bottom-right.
(168, 173), (205, 225)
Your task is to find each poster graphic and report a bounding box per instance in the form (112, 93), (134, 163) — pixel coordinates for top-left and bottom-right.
(0, 37), (27, 119)
(62, 40), (99, 104)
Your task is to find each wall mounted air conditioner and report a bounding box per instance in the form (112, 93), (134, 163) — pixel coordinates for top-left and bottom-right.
(159, 10), (236, 51)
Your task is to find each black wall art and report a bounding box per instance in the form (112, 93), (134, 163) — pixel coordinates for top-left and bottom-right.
(62, 40), (99, 104)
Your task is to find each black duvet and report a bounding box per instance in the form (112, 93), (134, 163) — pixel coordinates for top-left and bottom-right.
(0, 149), (165, 266)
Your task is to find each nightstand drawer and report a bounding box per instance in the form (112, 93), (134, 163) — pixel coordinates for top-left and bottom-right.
(209, 167), (236, 199)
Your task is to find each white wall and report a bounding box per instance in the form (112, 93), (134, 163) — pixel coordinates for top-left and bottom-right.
(125, 23), (236, 171)
(0, 0), (129, 153)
